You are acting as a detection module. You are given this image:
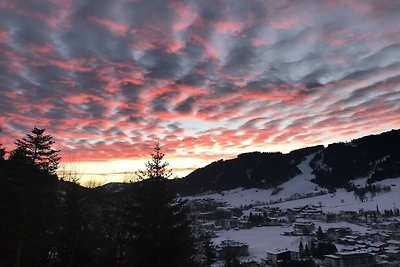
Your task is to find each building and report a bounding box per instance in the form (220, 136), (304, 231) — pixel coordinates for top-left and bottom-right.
(266, 249), (300, 266)
(324, 252), (376, 267)
(216, 240), (249, 259)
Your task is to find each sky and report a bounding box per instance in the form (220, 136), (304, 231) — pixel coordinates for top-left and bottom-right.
(1, 0), (400, 183)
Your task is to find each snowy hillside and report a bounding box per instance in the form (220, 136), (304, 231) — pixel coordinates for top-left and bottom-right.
(188, 155), (400, 265)
(269, 177), (400, 213)
(187, 154), (325, 207)
(188, 154), (400, 212)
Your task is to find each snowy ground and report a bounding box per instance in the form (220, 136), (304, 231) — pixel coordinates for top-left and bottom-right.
(188, 154), (400, 212)
(268, 177), (400, 213)
(212, 226), (303, 262)
(188, 154), (324, 207)
(190, 155), (400, 263)
(212, 221), (370, 263)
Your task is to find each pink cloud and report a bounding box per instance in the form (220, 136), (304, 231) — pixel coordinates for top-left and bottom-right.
(270, 17), (299, 30)
(0, 29), (9, 43)
(215, 20), (243, 33)
(89, 16), (130, 37)
(28, 43), (56, 55)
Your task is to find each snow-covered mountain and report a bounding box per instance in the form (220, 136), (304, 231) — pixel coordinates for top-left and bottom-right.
(187, 154), (400, 213)
(175, 129), (400, 195)
(187, 152), (400, 264)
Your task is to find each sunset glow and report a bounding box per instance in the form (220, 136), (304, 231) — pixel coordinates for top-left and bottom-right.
(1, 0), (400, 183)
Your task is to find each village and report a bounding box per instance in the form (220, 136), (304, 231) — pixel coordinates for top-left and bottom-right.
(187, 194), (400, 267)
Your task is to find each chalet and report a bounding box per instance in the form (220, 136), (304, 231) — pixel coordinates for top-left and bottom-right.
(326, 227), (352, 241)
(339, 211), (358, 220)
(266, 249), (300, 267)
(324, 252), (376, 267)
(263, 217), (280, 226)
(387, 240), (400, 248)
(384, 246), (400, 260)
(293, 222), (315, 234)
(372, 232), (390, 242)
(216, 240), (249, 259)
(373, 221), (399, 231)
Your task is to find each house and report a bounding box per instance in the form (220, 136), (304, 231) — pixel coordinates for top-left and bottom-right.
(293, 222), (315, 234)
(372, 232), (390, 242)
(387, 240), (400, 248)
(266, 249), (300, 266)
(326, 227), (353, 241)
(324, 252), (376, 267)
(216, 240), (249, 259)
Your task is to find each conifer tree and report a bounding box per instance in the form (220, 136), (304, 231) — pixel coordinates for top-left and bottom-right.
(129, 143), (196, 267)
(299, 241), (304, 258)
(317, 226), (324, 240)
(304, 244), (311, 257)
(14, 127), (60, 174)
(0, 128), (6, 163)
(0, 144), (5, 162)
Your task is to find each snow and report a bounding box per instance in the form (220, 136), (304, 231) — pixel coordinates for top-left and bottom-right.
(314, 221), (369, 234)
(268, 177), (400, 213)
(189, 156), (400, 263)
(213, 226), (304, 262)
(188, 154), (400, 213)
(276, 154), (324, 197)
(187, 154), (324, 207)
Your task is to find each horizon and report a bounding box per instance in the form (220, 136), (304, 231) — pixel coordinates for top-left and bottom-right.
(1, 0), (400, 183)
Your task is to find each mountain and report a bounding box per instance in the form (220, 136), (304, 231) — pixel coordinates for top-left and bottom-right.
(310, 129), (400, 188)
(174, 129), (400, 195)
(173, 145), (323, 195)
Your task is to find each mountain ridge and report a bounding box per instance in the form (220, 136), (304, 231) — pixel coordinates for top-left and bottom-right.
(172, 129), (400, 195)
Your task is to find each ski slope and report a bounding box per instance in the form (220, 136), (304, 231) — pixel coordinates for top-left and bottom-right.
(188, 154), (400, 212)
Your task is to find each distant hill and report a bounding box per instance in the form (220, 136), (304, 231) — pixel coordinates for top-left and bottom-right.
(173, 146), (323, 195)
(310, 129), (400, 188)
(174, 129), (400, 195)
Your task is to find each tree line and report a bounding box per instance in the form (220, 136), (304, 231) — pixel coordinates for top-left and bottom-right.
(0, 127), (215, 267)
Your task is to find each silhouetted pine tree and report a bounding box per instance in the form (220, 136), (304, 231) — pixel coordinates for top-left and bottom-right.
(0, 128), (5, 162)
(0, 141), (58, 266)
(128, 143), (196, 267)
(56, 182), (92, 267)
(304, 244), (311, 257)
(0, 144), (5, 162)
(317, 226), (324, 240)
(14, 127), (60, 174)
(299, 241), (304, 258)
(223, 251), (241, 267)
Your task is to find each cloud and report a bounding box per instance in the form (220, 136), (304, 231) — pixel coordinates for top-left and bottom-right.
(0, 0), (399, 172)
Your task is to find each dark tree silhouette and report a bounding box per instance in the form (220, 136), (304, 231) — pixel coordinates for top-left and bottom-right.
(0, 128), (4, 161)
(129, 143), (196, 267)
(0, 144), (5, 162)
(0, 149), (58, 266)
(317, 226), (324, 240)
(304, 244), (311, 257)
(299, 241), (304, 258)
(14, 127), (60, 174)
(223, 251), (241, 267)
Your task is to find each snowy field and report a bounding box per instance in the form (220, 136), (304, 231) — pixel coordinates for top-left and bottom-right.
(213, 226), (302, 262)
(189, 155), (400, 264)
(212, 221), (370, 263)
